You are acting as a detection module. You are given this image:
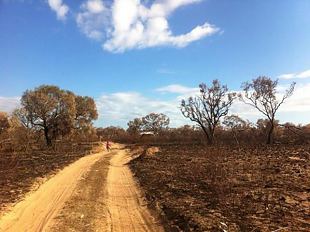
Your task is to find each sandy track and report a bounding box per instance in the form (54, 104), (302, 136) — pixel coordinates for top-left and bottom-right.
(106, 148), (164, 232)
(0, 146), (164, 232)
(0, 151), (105, 232)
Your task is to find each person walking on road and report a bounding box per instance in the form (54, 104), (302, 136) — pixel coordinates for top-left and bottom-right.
(106, 140), (111, 152)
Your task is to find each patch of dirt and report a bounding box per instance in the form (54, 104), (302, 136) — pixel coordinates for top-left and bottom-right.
(50, 152), (112, 232)
(130, 144), (310, 231)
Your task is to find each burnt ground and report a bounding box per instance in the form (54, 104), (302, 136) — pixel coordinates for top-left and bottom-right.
(130, 144), (310, 232)
(0, 144), (103, 212)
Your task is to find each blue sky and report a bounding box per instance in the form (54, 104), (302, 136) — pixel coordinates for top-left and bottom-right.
(1, 0), (310, 127)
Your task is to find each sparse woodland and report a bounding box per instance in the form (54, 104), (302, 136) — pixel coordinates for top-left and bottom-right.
(0, 77), (309, 231)
(0, 77), (308, 149)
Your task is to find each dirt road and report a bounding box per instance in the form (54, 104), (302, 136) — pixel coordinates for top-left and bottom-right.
(0, 145), (163, 232)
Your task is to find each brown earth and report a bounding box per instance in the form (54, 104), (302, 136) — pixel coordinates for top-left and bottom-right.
(130, 144), (310, 232)
(0, 144), (164, 232)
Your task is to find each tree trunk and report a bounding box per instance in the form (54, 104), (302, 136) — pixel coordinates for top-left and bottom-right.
(267, 121), (274, 144)
(208, 130), (214, 145)
(200, 125), (213, 145)
(208, 128), (215, 145)
(206, 127), (214, 145)
(233, 130), (240, 146)
(207, 136), (213, 145)
(44, 127), (52, 146)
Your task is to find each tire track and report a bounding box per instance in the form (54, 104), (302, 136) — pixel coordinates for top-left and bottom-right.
(106, 147), (164, 232)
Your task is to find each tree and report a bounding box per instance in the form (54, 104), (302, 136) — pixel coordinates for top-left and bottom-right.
(75, 96), (98, 130)
(7, 113), (36, 152)
(223, 115), (248, 146)
(127, 118), (143, 134)
(141, 113), (170, 134)
(13, 108), (31, 128)
(20, 85), (76, 146)
(240, 76), (295, 144)
(0, 112), (10, 135)
(181, 80), (236, 144)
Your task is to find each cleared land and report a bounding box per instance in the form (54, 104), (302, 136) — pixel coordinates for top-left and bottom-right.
(130, 144), (310, 232)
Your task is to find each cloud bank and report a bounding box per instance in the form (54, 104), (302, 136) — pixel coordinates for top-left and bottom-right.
(156, 84), (198, 94)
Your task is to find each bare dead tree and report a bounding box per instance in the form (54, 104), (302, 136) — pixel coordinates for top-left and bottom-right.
(181, 80), (236, 144)
(240, 76), (295, 144)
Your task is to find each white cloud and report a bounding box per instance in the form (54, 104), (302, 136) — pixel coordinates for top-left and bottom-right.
(76, 0), (218, 52)
(156, 84), (198, 94)
(48, 0), (69, 21)
(278, 69), (310, 80)
(76, 0), (110, 40)
(0, 97), (20, 113)
(85, 0), (105, 14)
